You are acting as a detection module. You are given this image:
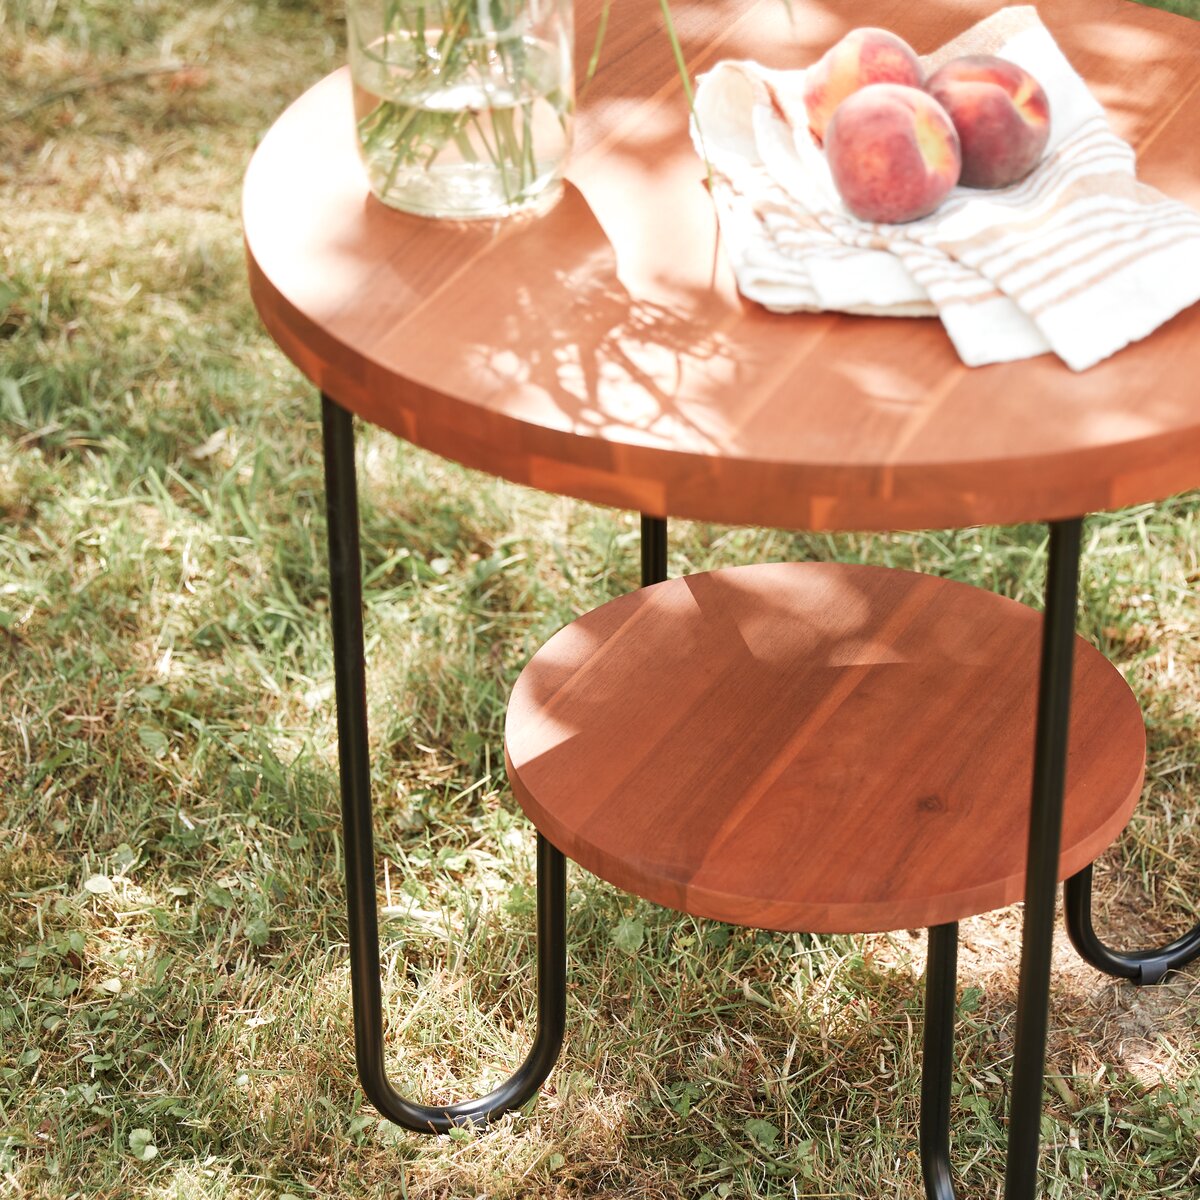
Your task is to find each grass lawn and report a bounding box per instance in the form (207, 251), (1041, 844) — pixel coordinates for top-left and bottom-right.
(1141, 0), (1200, 16)
(2, 1), (1199, 1198)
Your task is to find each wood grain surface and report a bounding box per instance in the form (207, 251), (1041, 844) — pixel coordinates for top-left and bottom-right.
(504, 563), (1145, 932)
(244, 0), (1200, 532)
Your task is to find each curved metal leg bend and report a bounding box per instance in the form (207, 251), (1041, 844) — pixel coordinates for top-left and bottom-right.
(322, 393), (567, 1132)
(1064, 865), (1200, 985)
(922, 923), (959, 1200)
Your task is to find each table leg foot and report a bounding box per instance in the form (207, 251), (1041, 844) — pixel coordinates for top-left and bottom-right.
(322, 393), (567, 1133)
(921, 923), (959, 1200)
(1064, 864), (1200, 984)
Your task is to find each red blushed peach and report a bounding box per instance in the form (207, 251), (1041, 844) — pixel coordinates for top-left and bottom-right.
(803, 27), (925, 145)
(927, 55), (1051, 188)
(825, 84), (962, 223)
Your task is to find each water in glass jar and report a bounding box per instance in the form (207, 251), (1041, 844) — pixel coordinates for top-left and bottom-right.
(352, 31), (572, 218)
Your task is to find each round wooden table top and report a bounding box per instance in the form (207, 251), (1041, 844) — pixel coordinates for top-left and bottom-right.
(244, 0), (1200, 533)
(504, 563), (1145, 932)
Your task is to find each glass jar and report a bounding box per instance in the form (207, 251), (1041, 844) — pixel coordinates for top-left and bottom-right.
(346, 0), (574, 219)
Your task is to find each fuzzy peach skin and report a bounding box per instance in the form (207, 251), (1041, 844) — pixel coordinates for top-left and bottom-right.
(927, 55), (1051, 188)
(824, 84), (962, 224)
(802, 27), (925, 145)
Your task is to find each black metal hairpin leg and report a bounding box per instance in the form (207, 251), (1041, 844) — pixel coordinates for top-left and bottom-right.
(1003, 517), (1083, 1200)
(1064, 866), (1200, 985)
(321, 393), (567, 1132)
(921, 923), (959, 1200)
(641, 514), (668, 586)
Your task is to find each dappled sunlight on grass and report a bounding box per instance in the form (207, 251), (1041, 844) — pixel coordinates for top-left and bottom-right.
(3, 0), (1200, 1197)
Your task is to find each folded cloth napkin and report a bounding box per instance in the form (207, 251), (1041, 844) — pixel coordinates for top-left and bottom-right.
(692, 5), (1200, 370)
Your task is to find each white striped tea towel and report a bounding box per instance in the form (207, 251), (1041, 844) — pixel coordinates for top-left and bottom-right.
(691, 6), (1200, 370)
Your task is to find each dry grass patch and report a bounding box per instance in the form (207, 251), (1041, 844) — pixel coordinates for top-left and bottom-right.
(3, 2), (1200, 1199)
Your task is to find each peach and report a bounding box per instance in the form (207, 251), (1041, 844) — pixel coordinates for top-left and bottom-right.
(824, 84), (961, 223)
(803, 27), (925, 145)
(926, 55), (1051, 189)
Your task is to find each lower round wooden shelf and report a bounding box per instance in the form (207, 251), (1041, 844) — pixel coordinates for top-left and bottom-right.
(504, 563), (1146, 933)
